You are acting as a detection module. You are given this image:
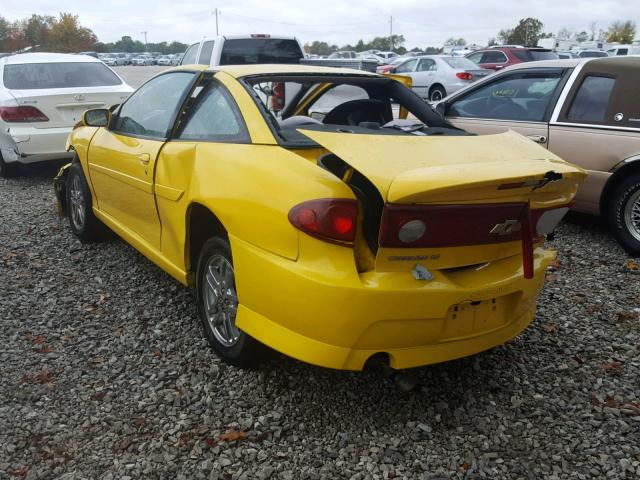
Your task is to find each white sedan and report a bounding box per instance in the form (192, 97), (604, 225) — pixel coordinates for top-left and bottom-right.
(392, 55), (492, 102)
(0, 53), (133, 176)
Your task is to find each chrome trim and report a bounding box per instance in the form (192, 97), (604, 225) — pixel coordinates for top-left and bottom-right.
(609, 155), (640, 173)
(549, 60), (588, 123)
(550, 121), (640, 134)
(447, 116), (547, 126)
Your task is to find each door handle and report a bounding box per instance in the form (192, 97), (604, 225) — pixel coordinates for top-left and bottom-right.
(138, 153), (150, 165)
(526, 135), (547, 144)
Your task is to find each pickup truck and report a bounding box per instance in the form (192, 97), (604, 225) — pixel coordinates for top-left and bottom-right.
(435, 56), (640, 255)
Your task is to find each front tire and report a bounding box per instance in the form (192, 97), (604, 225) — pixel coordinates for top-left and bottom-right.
(196, 237), (266, 367)
(66, 161), (102, 242)
(608, 174), (640, 256)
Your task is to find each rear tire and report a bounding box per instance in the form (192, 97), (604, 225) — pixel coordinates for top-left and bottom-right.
(608, 174), (640, 256)
(429, 85), (447, 102)
(66, 161), (102, 242)
(196, 237), (266, 368)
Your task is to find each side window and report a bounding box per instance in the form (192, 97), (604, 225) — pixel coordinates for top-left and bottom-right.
(565, 76), (616, 123)
(417, 59), (436, 72)
(178, 82), (249, 142)
(467, 52), (483, 64)
(395, 59), (418, 73)
(481, 51), (507, 64)
(198, 40), (215, 65)
(181, 43), (199, 65)
(112, 72), (194, 138)
(448, 73), (562, 121)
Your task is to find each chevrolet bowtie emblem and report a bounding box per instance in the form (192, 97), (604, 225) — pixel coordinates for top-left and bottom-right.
(490, 219), (521, 235)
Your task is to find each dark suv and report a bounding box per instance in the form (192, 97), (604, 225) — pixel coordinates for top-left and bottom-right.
(466, 47), (558, 70)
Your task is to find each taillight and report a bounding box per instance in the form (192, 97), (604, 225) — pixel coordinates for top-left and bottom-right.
(456, 72), (474, 81)
(0, 106), (49, 123)
(289, 199), (358, 245)
(378, 203), (570, 280)
(271, 82), (285, 112)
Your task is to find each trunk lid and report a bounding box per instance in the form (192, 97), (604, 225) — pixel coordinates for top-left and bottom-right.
(299, 128), (586, 272)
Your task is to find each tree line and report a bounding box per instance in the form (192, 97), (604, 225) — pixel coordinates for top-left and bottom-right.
(0, 13), (187, 54)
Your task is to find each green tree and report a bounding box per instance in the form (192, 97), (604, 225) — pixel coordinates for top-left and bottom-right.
(606, 20), (636, 43)
(498, 18), (546, 46)
(22, 14), (54, 47)
(575, 31), (589, 42)
(444, 37), (466, 46)
(0, 16), (9, 51)
(48, 13), (97, 52)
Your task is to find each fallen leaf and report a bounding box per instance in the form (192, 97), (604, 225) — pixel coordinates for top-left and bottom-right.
(219, 428), (247, 442)
(133, 417), (146, 428)
(62, 335), (74, 342)
(203, 436), (217, 447)
(90, 356), (104, 365)
(541, 322), (560, 334)
(626, 260), (639, 271)
(591, 393), (603, 407)
(153, 350), (161, 358)
(586, 305), (601, 315)
(29, 335), (46, 345)
(605, 395), (618, 408)
(7, 467), (28, 477)
(175, 387), (185, 396)
(37, 345), (54, 354)
(599, 362), (623, 373)
(460, 462), (471, 471)
(549, 259), (561, 269)
(616, 311), (639, 322)
(91, 391), (106, 401)
(118, 436), (133, 451)
(621, 402), (640, 413)
(571, 355), (585, 364)
(545, 273), (559, 282)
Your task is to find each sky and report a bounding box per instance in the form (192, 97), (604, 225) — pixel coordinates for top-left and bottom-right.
(3, 0), (639, 48)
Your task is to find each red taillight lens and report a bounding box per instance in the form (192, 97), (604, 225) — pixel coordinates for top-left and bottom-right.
(0, 106), (49, 123)
(456, 72), (474, 81)
(289, 199), (358, 244)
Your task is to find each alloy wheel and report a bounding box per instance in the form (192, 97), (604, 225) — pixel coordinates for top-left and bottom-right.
(202, 255), (240, 347)
(624, 189), (640, 242)
(69, 175), (86, 231)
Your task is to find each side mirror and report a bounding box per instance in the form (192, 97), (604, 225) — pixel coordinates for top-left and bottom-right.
(82, 108), (111, 127)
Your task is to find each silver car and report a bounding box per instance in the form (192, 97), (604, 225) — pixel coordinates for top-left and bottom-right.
(393, 55), (492, 102)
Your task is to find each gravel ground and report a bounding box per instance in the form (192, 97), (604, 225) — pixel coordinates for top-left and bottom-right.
(1, 168), (639, 480)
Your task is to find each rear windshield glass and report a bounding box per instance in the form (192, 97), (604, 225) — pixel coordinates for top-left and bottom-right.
(441, 57), (479, 69)
(3, 62), (122, 89)
(513, 50), (558, 62)
(220, 39), (303, 65)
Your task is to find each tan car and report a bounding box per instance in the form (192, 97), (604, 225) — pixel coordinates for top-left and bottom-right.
(436, 56), (640, 255)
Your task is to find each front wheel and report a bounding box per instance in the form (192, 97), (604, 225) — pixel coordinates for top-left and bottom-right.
(608, 174), (640, 256)
(196, 237), (266, 367)
(429, 85), (446, 102)
(66, 161), (102, 242)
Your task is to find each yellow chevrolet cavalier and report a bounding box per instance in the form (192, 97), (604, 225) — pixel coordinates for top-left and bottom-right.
(55, 64), (585, 370)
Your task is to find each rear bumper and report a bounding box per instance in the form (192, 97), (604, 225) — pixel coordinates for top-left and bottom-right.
(0, 127), (74, 164)
(231, 236), (555, 371)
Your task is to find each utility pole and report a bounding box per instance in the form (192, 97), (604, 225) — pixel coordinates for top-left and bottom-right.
(389, 15), (393, 51)
(141, 31), (148, 51)
(214, 8), (219, 36)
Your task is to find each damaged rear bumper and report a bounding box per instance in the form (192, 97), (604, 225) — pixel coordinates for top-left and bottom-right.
(54, 163), (71, 216)
(1, 127), (74, 164)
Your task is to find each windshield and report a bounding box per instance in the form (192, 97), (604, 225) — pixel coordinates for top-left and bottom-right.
(220, 39), (303, 65)
(3, 62), (122, 89)
(242, 74), (461, 147)
(441, 57), (479, 69)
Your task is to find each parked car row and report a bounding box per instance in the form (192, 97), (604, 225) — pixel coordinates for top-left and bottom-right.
(97, 52), (182, 66)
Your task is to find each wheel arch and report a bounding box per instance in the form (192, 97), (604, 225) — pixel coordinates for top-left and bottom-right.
(429, 83), (446, 94)
(185, 202), (229, 281)
(600, 155), (640, 215)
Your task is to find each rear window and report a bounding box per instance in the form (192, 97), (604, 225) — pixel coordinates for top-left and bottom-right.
(442, 57), (479, 69)
(3, 62), (122, 89)
(220, 39), (303, 65)
(566, 76), (616, 123)
(512, 50), (558, 62)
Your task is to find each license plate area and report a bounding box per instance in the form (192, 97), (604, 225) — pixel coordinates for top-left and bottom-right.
(441, 295), (514, 341)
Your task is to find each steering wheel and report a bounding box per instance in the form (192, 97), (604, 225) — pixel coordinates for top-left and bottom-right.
(323, 99), (388, 126)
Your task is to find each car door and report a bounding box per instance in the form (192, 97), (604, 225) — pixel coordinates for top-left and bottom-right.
(444, 68), (569, 148)
(410, 58), (437, 99)
(548, 62), (640, 214)
(88, 71), (197, 249)
(153, 76), (252, 270)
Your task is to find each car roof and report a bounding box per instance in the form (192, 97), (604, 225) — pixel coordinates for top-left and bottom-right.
(191, 63), (380, 78)
(1, 52), (101, 64)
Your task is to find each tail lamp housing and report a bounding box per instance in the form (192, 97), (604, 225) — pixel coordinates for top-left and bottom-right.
(289, 199), (358, 245)
(456, 72), (474, 81)
(0, 106), (49, 123)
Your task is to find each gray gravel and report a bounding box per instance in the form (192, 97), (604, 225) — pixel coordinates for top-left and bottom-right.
(1, 167), (639, 480)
